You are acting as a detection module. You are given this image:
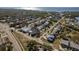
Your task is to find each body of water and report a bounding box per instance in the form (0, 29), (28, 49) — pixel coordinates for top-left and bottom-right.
(36, 7), (79, 12)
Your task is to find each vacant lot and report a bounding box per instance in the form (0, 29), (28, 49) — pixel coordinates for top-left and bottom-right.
(12, 31), (53, 51)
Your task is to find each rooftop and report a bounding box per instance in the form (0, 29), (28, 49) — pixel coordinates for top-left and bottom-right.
(60, 39), (79, 50)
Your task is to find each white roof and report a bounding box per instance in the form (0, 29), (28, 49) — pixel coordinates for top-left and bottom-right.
(21, 26), (31, 32)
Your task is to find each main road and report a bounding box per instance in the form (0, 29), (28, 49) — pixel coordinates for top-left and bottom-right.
(0, 23), (23, 51)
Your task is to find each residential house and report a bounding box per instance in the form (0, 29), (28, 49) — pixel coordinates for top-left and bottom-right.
(60, 39), (79, 51)
(37, 21), (49, 30)
(20, 26), (31, 33)
(47, 34), (56, 42)
(28, 27), (40, 37)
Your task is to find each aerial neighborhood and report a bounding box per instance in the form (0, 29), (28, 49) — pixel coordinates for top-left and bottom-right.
(0, 8), (79, 51)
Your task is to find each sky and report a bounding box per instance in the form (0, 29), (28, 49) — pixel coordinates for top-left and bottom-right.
(0, 0), (78, 7)
(20, 7), (79, 12)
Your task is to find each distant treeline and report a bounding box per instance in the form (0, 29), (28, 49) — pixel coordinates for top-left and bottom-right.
(0, 9), (58, 18)
(0, 9), (48, 18)
(63, 12), (79, 17)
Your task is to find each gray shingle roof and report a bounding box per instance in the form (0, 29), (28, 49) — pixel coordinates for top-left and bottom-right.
(60, 39), (79, 50)
(29, 27), (40, 35)
(60, 39), (69, 46)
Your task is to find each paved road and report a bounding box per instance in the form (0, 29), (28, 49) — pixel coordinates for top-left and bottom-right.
(15, 30), (44, 44)
(15, 30), (58, 50)
(40, 17), (65, 39)
(0, 23), (22, 51)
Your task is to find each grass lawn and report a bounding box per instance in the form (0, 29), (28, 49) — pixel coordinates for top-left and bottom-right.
(53, 38), (60, 49)
(68, 31), (79, 42)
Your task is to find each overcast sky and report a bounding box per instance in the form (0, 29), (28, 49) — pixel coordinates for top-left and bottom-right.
(0, 0), (78, 7)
